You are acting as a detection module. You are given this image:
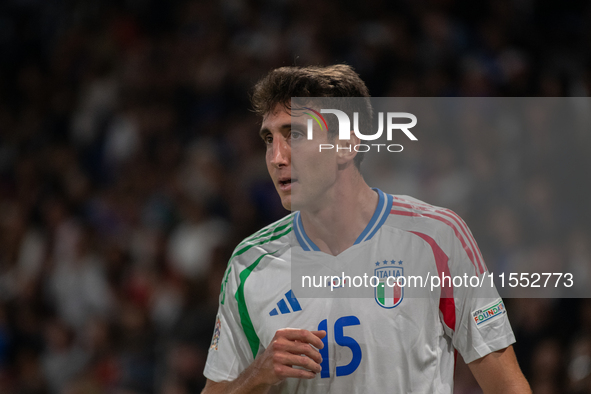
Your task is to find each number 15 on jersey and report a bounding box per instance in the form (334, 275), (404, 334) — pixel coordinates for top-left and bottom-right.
(317, 315), (362, 378)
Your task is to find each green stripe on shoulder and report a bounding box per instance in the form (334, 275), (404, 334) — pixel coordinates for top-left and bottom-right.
(228, 222), (293, 265)
(238, 214), (294, 247)
(232, 225), (292, 261)
(220, 225), (292, 305)
(235, 251), (277, 358)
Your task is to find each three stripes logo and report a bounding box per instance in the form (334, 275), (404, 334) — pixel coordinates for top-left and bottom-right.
(269, 290), (302, 316)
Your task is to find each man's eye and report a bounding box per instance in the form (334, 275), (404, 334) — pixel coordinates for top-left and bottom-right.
(263, 135), (273, 144)
(291, 130), (304, 140)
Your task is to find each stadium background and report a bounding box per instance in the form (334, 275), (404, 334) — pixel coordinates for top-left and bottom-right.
(0, 0), (590, 393)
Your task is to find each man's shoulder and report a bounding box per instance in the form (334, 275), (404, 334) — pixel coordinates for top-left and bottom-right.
(384, 192), (470, 237)
(239, 212), (295, 245)
(386, 193), (448, 217)
(228, 213), (294, 268)
(383, 192), (486, 272)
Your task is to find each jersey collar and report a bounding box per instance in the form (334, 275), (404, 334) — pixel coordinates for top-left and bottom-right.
(292, 188), (393, 252)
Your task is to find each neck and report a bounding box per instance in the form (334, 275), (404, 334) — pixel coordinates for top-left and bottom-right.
(299, 171), (378, 256)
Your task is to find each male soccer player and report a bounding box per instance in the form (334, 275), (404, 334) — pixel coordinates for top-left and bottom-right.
(202, 65), (531, 393)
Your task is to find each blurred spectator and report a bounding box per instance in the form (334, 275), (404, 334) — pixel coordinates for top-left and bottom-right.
(47, 226), (112, 331)
(166, 196), (229, 280)
(40, 319), (89, 394)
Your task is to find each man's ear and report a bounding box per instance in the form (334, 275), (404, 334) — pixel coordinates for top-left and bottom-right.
(336, 129), (360, 165)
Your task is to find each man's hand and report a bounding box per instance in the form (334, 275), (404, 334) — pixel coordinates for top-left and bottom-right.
(202, 328), (326, 394)
(252, 328), (326, 385)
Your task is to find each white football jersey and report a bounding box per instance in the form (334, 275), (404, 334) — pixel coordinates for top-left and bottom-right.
(204, 189), (515, 393)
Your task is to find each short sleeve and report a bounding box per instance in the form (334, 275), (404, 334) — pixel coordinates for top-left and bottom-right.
(442, 214), (516, 364)
(203, 262), (255, 382)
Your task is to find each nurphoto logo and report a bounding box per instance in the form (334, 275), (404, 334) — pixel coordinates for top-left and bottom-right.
(304, 109), (418, 153)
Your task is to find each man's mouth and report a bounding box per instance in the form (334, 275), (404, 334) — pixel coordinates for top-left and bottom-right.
(278, 178), (297, 191)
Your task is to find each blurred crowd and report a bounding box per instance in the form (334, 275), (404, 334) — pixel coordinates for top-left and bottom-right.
(0, 0), (590, 393)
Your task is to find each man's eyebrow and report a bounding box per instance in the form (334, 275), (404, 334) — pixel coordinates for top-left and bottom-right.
(259, 127), (270, 138)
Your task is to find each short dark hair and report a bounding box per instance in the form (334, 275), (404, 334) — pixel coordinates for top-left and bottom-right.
(251, 64), (372, 168)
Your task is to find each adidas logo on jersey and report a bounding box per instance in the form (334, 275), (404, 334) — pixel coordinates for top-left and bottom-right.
(269, 290), (302, 316)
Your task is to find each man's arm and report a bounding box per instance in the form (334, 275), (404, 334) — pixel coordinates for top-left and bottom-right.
(468, 345), (531, 394)
(202, 329), (326, 394)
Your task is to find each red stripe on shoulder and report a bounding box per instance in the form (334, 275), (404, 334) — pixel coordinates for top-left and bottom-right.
(389, 200), (486, 275)
(392, 198), (486, 271)
(408, 230), (456, 332)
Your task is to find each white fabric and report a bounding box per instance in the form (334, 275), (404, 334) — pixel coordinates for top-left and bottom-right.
(204, 193), (515, 393)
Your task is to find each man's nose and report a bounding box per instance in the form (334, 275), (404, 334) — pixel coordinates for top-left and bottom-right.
(271, 137), (290, 167)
